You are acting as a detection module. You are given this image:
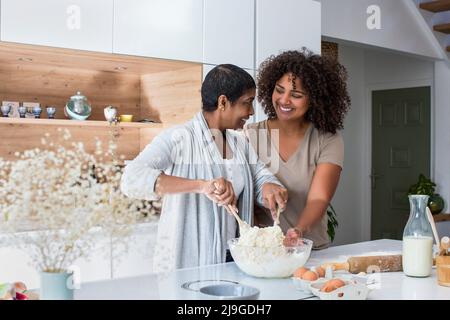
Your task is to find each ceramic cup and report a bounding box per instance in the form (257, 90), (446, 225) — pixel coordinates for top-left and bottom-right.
(1, 105), (11, 117)
(104, 106), (118, 123)
(32, 106), (42, 119)
(18, 106), (27, 118)
(46, 106), (56, 119)
(119, 114), (133, 122)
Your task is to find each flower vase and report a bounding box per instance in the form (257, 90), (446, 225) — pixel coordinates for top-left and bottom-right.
(40, 271), (74, 300)
(429, 193), (445, 215)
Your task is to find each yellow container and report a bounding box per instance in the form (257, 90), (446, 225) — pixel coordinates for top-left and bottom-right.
(119, 114), (133, 122)
(436, 255), (450, 287)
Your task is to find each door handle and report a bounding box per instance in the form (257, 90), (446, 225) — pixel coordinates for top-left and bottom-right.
(370, 171), (383, 189)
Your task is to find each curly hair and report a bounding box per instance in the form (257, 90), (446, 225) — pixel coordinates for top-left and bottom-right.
(257, 49), (351, 134)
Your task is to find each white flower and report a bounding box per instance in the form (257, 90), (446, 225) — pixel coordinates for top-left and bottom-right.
(0, 130), (161, 273)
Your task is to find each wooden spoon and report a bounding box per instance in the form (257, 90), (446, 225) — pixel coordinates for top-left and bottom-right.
(213, 182), (245, 228)
(225, 204), (246, 229)
(273, 205), (282, 226)
(426, 206), (441, 249)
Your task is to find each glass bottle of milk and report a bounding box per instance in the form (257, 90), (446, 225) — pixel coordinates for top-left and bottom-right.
(402, 195), (434, 277)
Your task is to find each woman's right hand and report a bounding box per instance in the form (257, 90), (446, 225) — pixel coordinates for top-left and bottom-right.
(200, 177), (237, 208)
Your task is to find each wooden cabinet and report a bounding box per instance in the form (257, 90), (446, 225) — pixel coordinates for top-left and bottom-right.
(203, 0), (254, 69)
(113, 0), (203, 63)
(256, 0), (321, 67)
(0, 0), (114, 53)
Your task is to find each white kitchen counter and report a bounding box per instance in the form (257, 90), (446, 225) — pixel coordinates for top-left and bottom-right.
(75, 239), (450, 300)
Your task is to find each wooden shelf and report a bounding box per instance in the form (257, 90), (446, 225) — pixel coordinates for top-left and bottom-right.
(0, 41), (201, 161)
(434, 213), (450, 223)
(0, 117), (164, 129)
(420, 0), (450, 13)
(434, 23), (450, 34)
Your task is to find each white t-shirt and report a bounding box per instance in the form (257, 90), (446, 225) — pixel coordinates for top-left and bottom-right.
(223, 157), (245, 245)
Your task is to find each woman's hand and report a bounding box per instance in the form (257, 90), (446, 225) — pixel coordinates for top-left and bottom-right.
(200, 177), (237, 208)
(283, 227), (303, 246)
(262, 183), (288, 220)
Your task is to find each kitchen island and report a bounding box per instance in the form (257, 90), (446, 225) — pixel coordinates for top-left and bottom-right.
(75, 239), (450, 300)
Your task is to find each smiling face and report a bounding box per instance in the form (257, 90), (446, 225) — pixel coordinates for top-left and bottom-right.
(272, 73), (309, 122)
(220, 89), (256, 129)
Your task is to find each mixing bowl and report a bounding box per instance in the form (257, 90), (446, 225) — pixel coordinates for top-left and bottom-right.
(228, 238), (313, 278)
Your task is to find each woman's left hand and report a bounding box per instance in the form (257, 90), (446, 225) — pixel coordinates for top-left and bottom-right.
(283, 227), (302, 246)
(262, 183), (288, 219)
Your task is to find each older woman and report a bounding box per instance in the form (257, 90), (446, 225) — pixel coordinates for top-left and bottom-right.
(245, 50), (350, 249)
(121, 64), (287, 272)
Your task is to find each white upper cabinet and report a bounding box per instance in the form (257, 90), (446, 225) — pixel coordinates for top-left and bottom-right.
(256, 0), (321, 67)
(113, 0), (203, 63)
(0, 0), (114, 53)
(203, 0), (254, 69)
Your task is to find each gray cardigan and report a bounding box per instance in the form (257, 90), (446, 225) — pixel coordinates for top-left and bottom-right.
(121, 112), (283, 272)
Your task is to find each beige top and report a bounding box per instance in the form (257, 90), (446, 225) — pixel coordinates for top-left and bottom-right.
(244, 120), (344, 249)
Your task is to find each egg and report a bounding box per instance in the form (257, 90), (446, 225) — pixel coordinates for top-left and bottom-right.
(314, 266), (325, 278)
(320, 279), (346, 293)
(293, 267), (309, 278)
(301, 270), (319, 281)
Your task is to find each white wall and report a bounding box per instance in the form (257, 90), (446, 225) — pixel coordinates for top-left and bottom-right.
(434, 61), (450, 214)
(332, 43), (435, 245)
(332, 45), (366, 245)
(318, 0), (443, 60)
(364, 50), (434, 84)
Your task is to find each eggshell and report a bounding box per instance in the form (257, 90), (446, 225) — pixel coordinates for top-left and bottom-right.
(320, 279), (346, 292)
(301, 270), (319, 281)
(293, 267), (309, 278)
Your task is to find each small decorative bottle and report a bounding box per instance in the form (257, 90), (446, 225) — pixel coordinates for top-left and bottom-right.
(402, 195), (434, 277)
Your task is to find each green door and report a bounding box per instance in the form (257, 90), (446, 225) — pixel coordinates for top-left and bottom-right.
(371, 87), (431, 240)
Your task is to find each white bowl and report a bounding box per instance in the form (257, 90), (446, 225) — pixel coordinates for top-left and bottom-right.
(228, 238), (313, 278)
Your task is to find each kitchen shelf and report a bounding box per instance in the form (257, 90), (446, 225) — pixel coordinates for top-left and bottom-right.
(434, 213), (450, 223)
(0, 41), (201, 161)
(0, 117), (164, 129)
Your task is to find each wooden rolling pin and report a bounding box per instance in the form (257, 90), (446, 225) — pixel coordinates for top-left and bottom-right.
(321, 255), (403, 274)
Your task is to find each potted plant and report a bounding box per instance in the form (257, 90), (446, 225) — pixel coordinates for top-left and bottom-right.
(0, 129), (159, 299)
(327, 204), (338, 242)
(408, 174), (445, 215)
